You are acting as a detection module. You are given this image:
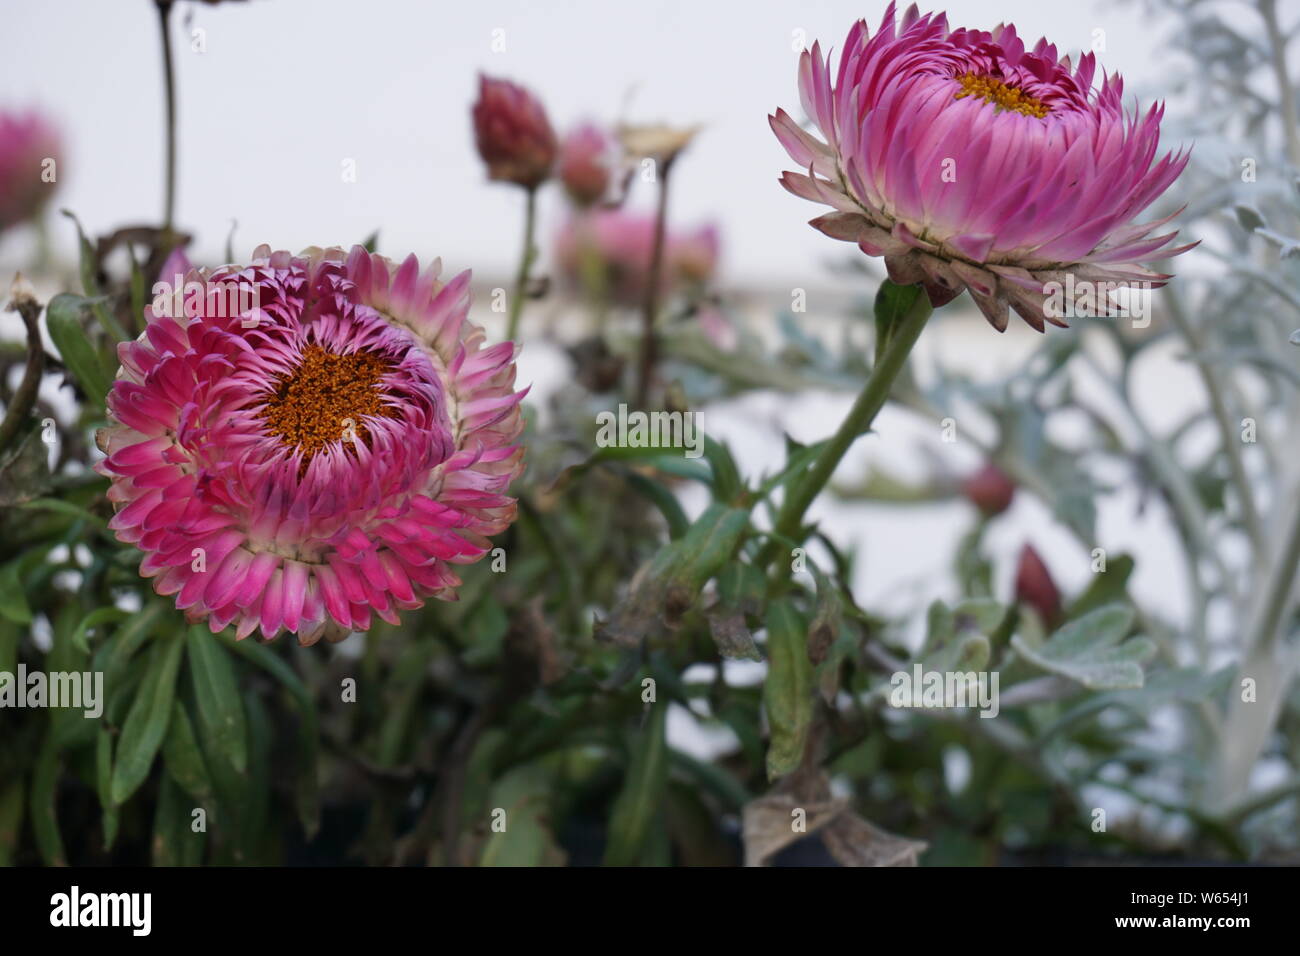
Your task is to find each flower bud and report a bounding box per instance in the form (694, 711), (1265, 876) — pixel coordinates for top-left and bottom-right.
(962, 462), (1016, 516)
(1015, 544), (1061, 628)
(558, 123), (614, 207)
(471, 74), (556, 189)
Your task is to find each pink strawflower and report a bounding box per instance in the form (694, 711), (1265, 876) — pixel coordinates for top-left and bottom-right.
(554, 210), (720, 307)
(558, 122), (616, 207)
(771, 3), (1194, 330)
(96, 246), (526, 644)
(472, 74), (557, 189)
(0, 109), (61, 234)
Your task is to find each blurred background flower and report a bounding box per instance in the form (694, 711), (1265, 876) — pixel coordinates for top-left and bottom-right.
(0, 109), (61, 236)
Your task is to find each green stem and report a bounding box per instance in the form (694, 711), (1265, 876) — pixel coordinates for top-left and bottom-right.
(505, 185), (538, 342)
(759, 282), (933, 571)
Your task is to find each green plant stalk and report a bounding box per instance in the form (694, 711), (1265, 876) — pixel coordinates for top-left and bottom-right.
(505, 185), (538, 342)
(759, 283), (932, 571)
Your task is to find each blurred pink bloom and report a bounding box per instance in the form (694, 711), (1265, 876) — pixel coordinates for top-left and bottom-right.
(97, 245), (525, 644)
(554, 210), (720, 307)
(472, 74), (557, 189)
(558, 122), (616, 207)
(771, 2), (1194, 330)
(0, 109), (61, 234)
(156, 243), (193, 284)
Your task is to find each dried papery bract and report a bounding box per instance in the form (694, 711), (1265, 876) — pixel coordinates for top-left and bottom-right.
(770, 2), (1195, 331)
(96, 246), (525, 644)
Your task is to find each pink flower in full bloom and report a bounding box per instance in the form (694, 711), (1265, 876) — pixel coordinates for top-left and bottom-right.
(96, 246), (526, 644)
(0, 109), (61, 234)
(558, 122), (616, 207)
(771, 3), (1194, 330)
(472, 74), (557, 189)
(554, 209), (720, 307)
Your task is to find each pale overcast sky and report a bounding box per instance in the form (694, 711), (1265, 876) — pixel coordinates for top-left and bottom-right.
(4, 0), (1168, 286)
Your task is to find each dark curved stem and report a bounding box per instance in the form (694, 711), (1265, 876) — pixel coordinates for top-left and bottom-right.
(0, 283), (46, 454)
(155, 0), (177, 234)
(635, 158), (674, 406)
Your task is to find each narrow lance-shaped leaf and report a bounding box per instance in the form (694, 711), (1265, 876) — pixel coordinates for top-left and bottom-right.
(95, 728), (120, 851)
(764, 598), (813, 779)
(110, 634), (184, 805)
(185, 625), (248, 774)
(30, 734), (66, 865)
(603, 701), (670, 866)
(163, 701), (214, 803)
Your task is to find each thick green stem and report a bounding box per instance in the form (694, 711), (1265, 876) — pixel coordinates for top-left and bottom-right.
(760, 283), (933, 570)
(505, 186), (538, 342)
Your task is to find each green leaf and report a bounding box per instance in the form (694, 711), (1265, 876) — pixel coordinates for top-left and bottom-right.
(127, 242), (146, 327)
(0, 778), (24, 867)
(103, 602), (166, 692)
(30, 734), (65, 865)
(808, 563), (844, 665)
(110, 634), (184, 805)
(0, 560), (32, 624)
(20, 496), (109, 531)
(716, 560), (766, 618)
(701, 435), (745, 504)
(153, 775), (205, 866)
(1011, 603), (1154, 690)
(46, 293), (115, 409)
(1065, 555), (1135, 618)
(95, 728), (120, 850)
(71, 606), (130, 655)
(598, 503), (751, 645)
(163, 701), (214, 803)
(603, 703), (670, 866)
(763, 598), (813, 779)
(185, 625), (248, 774)
(623, 471), (689, 539)
(478, 766), (565, 867)
(221, 635), (320, 837)
(61, 209), (129, 342)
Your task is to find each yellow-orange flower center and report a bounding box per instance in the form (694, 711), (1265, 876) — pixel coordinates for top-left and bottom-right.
(954, 73), (1049, 118)
(258, 345), (396, 460)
